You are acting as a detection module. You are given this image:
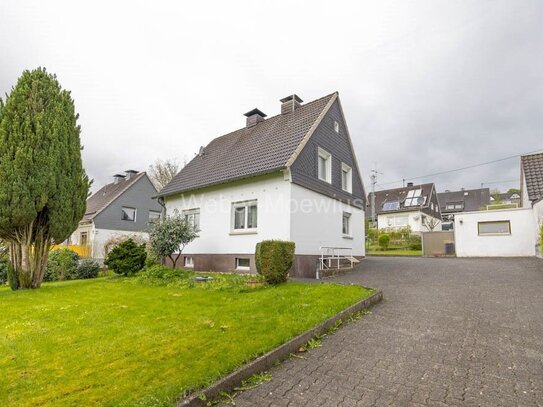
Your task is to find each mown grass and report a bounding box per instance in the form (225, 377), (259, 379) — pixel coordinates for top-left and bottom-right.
(367, 246), (422, 257)
(0, 274), (373, 406)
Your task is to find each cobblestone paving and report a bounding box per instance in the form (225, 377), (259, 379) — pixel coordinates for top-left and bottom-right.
(231, 257), (543, 406)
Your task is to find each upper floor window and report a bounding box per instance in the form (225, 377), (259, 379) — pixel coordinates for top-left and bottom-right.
(334, 121), (340, 133)
(183, 208), (200, 230)
(149, 211), (161, 224)
(445, 202), (464, 210)
(232, 200), (257, 231)
(121, 207), (136, 221)
(341, 163), (352, 193)
(318, 147), (332, 183)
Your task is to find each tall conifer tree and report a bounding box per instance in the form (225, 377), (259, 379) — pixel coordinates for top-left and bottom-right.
(0, 68), (89, 289)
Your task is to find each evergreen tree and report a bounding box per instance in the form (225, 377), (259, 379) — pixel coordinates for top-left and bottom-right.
(0, 68), (89, 289)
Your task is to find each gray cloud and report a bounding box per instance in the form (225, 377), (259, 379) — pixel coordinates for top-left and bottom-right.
(1, 0), (542, 194)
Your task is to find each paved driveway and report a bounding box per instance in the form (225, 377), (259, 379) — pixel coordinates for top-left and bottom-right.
(232, 257), (543, 406)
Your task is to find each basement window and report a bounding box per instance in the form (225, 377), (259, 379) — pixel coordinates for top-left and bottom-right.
(184, 256), (194, 268)
(478, 221), (511, 235)
(236, 258), (250, 270)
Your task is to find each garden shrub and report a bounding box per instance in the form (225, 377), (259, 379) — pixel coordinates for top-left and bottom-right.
(138, 264), (192, 284)
(75, 259), (100, 279)
(45, 248), (80, 281)
(104, 238), (146, 276)
(408, 235), (422, 251)
(378, 234), (390, 250)
(255, 240), (295, 285)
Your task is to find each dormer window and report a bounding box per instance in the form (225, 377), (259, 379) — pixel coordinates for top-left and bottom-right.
(318, 148), (332, 183)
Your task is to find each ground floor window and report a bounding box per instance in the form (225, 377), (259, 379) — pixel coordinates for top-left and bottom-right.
(80, 232), (88, 246)
(236, 258), (250, 270)
(184, 256), (194, 268)
(232, 200), (257, 231)
(183, 208), (200, 229)
(478, 220), (511, 235)
(342, 212), (351, 235)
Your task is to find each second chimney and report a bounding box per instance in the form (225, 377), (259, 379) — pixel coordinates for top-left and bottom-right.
(280, 94), (303, 114)
(407, 182), (414, 187)
(113, 174), (126, 184)
(244, 108), (267, 128)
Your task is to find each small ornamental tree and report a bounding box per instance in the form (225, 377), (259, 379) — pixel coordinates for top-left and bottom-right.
(0, 68), (89, 289)
(378, 234), (390, 250)
(148, 210), (198, 268)
(255, 240), (295, 285)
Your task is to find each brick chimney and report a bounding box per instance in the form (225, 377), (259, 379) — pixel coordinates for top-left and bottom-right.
(244, 108), (267, 128)
(280, 94), (303, 114)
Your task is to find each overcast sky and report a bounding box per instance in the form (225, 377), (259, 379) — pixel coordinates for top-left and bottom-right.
(1, 0), (542, 194)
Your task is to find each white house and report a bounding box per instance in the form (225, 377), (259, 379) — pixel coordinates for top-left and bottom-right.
(368, 183), (442, 234)
(69, 170), (162, 262)
(158, 93), (366, 277)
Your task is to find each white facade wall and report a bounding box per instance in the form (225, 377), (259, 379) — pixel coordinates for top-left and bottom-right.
(166, 174), (292, 255)
(377, 211), (441, 233)
(290, 183), (365, 256)
(164, 174), (365, 257)
(454, 208), (537, 257)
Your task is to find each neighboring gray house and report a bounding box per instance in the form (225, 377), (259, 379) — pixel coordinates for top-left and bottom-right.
(438, 188), (491, 230)
(69, 170), (162, 262)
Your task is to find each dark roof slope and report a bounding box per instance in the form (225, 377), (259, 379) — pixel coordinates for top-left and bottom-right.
(370, 183), (435, 215)
(159, 93), (337, 197)
(85, 172), (147, 220)
(521, 152), (543, 202)
(437, 188), (490, 213)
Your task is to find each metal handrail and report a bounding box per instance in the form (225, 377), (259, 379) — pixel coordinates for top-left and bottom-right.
(317, 246), (354, 279)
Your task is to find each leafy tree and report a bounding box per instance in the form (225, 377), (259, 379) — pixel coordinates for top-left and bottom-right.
(490, 188), (502, 204)
(148, 158), (181, 191)
(507, 188), (520, 195)
(148, 210), (198, 268)
(0, 68), (89, 289)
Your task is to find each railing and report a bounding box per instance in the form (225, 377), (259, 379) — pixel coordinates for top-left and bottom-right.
(318, 246), (356, 279)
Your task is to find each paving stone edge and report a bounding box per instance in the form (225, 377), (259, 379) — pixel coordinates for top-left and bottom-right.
(177, 290), (383, 406)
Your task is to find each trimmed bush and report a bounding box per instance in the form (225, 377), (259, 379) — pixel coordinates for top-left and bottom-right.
(378, 234), (390, 250)
(45, 249), (80, 281)
(255, 240), (295, 285)
(75, 259), (100, 279)
(104, 238), (146, 276)
(408, 235), (422, 251)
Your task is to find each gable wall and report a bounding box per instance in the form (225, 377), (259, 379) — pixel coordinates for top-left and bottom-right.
(290, 101), (365, 208)
(93, 175), (162, 231)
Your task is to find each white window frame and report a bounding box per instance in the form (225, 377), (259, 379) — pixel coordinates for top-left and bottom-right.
(231, 200), (258, 233)
(149, 210), (161, 223)
(236, 257), (250, 270)
(334, 121), (340, 133)
(342, 212), (352, 236)
(341, 163), (352, 193)
(317, 147), (332, 184)
(183, 208), (200, 230)
(121, 206), (136, 222)
(478, 220), (511, 236)
(184, 256), (194, 268)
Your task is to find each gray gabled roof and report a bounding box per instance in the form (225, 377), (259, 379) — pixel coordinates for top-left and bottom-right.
(84, 172), (147, 220)
(521, 152), (543, 202)
(158, 93), (337, 197)
(437, 188), (490, 212)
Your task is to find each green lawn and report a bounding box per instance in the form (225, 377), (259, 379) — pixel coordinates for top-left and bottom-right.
(0, 275), (373, 406)
(367, 246), (422, 257)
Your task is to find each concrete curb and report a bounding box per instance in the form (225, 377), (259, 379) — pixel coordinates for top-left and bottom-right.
(177, 290), (383, 406)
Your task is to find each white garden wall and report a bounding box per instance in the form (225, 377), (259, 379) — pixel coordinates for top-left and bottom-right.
(454, 208), (536, 257)
(377, 211), (441, 234)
